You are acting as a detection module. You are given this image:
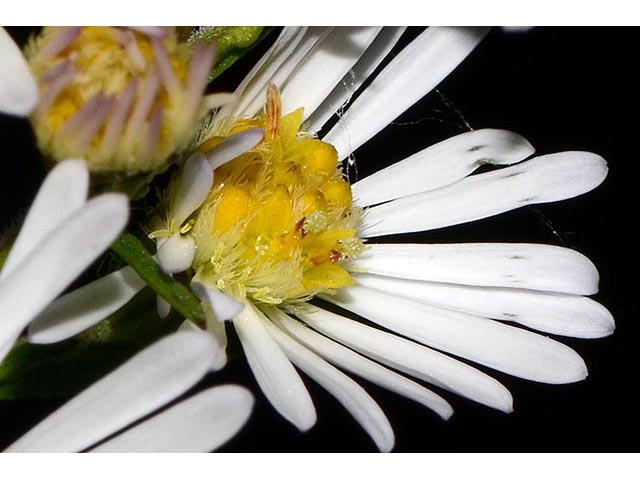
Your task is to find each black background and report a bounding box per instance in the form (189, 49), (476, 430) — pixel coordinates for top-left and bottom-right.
(0, 27), (636, 452)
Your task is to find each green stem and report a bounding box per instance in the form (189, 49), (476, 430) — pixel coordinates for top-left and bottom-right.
(110, 233), (205, 323)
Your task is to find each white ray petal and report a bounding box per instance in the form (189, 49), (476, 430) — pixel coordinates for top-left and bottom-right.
(307, 27), (407, 133)
(299, 306), (513, 412)
(1, 159), (88, 280)
(361, 152), (608, 237)
(238, 27), (332, 117)
(263, 314), (394, 452)
(268, 307), (453, 420)
(280, 27), (382, 120)
(353, 273), (614, 339)
(189, 280), (240, 369)
(323, 27), (490, 159)
(205, 316), (228, 371)
(191, 281), (244, 322)
(0, 194), (128, 362)
(91, 385), (254, 453)
(204, 128), (265, 170)
(353, 243), (599, 295)
(6, 330), (218, 452)
(179, 319), (227, 372)
(352, 129), (534, 207)
(0, 27), (38, 116)
(28, 266), (146, 344)
(203, 92), (236, 110)
(172, 153), (214, 226)
(157, 295), (171, 319)
(220, 27), (308, 118)
(179, 319), (201, 333)
(233, 303), (316, 431)
(329, 285), (588, 384)
(502, 26), (535, 33)
(156, 232), (196, 274)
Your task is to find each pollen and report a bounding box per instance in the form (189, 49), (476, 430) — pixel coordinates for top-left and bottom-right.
(187, 85), (364, 306)
(303, 210), (328, 234)
(24, 27), (216, 177)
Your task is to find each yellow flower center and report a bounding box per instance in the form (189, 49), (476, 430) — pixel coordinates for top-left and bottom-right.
(25, 26), (211, 175)
(187, 85), (364, 305)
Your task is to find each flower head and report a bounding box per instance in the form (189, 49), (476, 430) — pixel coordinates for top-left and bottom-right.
(180, 26), (612, 451)
(12, 26), (615, 452)
(1, 26), (217, 200)
(157, 84), (364, 306)
(24, 26), (215, 176)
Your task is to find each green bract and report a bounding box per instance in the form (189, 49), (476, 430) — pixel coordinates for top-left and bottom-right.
(184, 26), (274, 80)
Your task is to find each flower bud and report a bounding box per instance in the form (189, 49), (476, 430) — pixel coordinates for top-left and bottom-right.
(24, 27), (216, 194)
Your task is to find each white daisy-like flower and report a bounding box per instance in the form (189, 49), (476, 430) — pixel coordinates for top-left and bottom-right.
(18, 27), (613, 452)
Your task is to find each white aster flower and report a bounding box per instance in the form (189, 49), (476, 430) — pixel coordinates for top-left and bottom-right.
(21, 27), (613, 452)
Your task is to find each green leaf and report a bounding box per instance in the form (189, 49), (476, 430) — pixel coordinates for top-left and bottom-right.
(0, 287), (185, 400)
(186, 26), (275, 80)
(0, 227), (17, 274)
(110, 233), (205, 324)
(0, 340), (134, 399)
(0, 243), (9, 273)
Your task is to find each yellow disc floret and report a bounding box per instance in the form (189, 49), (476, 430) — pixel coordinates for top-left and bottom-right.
(24, 26), (215, 176)
(185, 85), (364, 306)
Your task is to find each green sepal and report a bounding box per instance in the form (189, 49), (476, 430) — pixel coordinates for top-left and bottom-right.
(110, 233), (206, 324)
(87, 155), (178, 201)
(89, 170), (157, 201)
(185, 27), (275, 81)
